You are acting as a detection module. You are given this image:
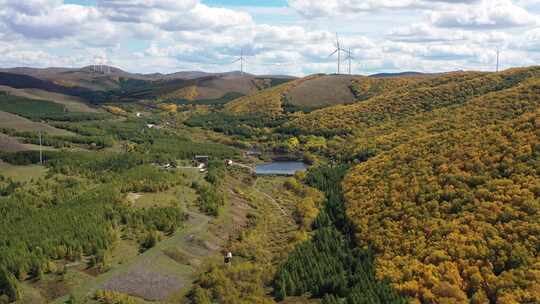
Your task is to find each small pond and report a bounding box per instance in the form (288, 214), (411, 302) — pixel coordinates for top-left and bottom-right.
(255, 161), (308, 176)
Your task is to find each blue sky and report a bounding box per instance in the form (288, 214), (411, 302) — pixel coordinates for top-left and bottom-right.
(0, 0), (539, 75)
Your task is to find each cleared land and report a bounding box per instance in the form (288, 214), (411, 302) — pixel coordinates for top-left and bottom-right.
(0, 133), (38, 152)
(0, 111), (74, 136)
(0, 86), (98, 113)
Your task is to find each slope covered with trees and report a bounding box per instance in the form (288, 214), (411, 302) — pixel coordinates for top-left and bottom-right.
(343, 99), (540, 303)
(219, 67), (540, 303)
(285, 68), (540, 136)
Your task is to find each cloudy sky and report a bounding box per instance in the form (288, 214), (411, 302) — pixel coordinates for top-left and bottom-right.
(0, 0), (538, 76)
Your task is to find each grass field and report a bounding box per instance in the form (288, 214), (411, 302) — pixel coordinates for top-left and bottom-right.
(285, 74), (357, 108)
(0, 85), (99, 113)
(0, 111), (74, 136)
(0, 133), (41, 152)
(0, 162), (47, 181)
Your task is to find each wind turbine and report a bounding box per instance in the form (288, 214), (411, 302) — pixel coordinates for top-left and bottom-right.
(345, 48), (355, 75)
(232, 49), (246, 76)
(329, 33), (345, 74)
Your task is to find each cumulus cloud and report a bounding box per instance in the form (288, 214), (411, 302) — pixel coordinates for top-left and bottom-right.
(0, 0), (537, 75)
(388, 23), (466, 42)
(97, 0), (252, 32)
(510, 27), (540, 51)
(287, 0), (480, 17)
(431, 0), (538, 29)
(0, 0), (100, 39)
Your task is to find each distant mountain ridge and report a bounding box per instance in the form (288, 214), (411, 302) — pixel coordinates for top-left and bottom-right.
(369, 71), (429, 78)
(0, 66), (298, 104)
(0, 67), (295, 81)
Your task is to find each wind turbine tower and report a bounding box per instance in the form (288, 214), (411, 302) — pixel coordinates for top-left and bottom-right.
(329, 34), (345, 74)
(232, 49), (246, 76)
(345, 48), (354, 75)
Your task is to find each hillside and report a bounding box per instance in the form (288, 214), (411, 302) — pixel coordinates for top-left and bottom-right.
(223, 74), (427, 115)
(0, 86), (98, 113)
(285, 68), (539, 136)
(275, 67), (540, 303)
(0, 64), (539, 304)
(192, 66), (540, 303)
(344, 109), (540, 303)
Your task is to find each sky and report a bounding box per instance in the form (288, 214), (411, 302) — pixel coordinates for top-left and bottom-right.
(0, 0), (538, 76)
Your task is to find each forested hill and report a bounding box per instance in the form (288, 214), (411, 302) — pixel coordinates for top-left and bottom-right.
(282, 67), (540, 303)
(344, 109), (540, 303)
(285, 67), (540, 136)
(223, 74), (426, 115)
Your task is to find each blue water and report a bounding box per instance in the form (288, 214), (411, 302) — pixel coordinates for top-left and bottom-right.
(255, 161), (308, 176)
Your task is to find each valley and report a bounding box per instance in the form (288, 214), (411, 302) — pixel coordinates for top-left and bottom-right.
(0, 65), (538, 304)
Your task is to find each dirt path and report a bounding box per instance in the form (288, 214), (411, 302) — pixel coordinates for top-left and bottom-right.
(253, 178), (288, 217)
(230, 161), (254, 173)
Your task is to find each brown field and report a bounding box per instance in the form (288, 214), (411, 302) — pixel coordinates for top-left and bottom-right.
(195, 75), (259, 99)
(0, 85), (99, 113)
(0, 111), (74, 136)
(285, 75), (357, 108)
(0, 133), (35, 152)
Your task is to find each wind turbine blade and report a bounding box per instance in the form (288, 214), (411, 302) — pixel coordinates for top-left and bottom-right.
(231, 58), (241, 64)
(328, 49), (338, 57)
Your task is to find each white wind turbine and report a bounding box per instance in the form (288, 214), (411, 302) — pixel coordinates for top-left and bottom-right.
(329, 33), (345, 74)
(345, 48), (355, 75)
(232, 48), (246, 76)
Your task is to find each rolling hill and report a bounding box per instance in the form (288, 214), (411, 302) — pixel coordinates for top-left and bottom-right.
(272, 66), (540, 303)
(285, 68), (539, 136)
(223, 73), (428, 115)
(197, 66), (540, 303)
(0, 67), (296, 105)
(1, 63), (538, 303)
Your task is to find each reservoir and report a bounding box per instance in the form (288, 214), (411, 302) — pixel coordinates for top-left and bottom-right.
(255, 161), (308, 176)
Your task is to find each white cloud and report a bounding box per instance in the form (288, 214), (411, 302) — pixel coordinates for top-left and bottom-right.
(510, 27), (540, 51)
(431, 0), (538, 29)
(0, 1), (100, 39)
(0, 0), (538, 75)
(287, 0), (480, 18)
(97, 0), (252, 32)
